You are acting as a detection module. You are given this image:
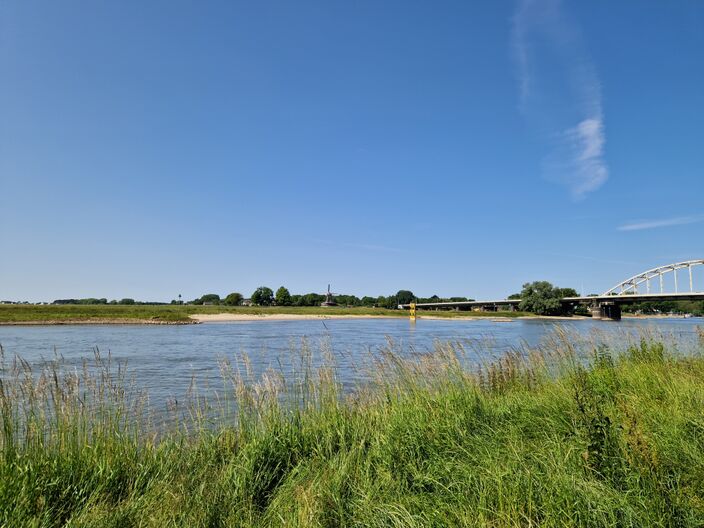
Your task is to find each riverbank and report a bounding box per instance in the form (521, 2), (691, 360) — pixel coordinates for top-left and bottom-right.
(0, 318), (195, 326)
(0, 304), (531, 325)
(187, 312), (540, 322)
(1, 337), (703, 526)
(2, 304), (696, 325)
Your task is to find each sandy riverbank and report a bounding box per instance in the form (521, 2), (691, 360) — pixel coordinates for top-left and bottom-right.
(188, 313), (571, 323)
(1, 313), (695, 326)
(188, 313), (398, 322)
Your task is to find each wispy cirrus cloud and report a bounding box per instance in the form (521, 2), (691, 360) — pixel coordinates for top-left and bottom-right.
(512, 0), (608, 199)
(618, 215), (704, 232)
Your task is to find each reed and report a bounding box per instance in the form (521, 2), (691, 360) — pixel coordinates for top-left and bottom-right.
(1, 331), (703, 526)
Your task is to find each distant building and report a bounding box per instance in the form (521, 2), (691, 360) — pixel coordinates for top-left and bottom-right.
(320, 285), (337, 307)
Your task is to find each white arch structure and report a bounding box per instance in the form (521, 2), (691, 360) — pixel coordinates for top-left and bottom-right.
(602, 259), (704, 296)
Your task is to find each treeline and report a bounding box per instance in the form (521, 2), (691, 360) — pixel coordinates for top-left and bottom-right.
(622, 300), (704, 316)
(42, 289), (704, 316)
(187, 288), (475, 309)
(52, 299), (166, 306)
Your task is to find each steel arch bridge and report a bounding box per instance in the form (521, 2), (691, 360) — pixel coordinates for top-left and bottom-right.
(602, 259), (704, 296)
(400, 258), (704, 321)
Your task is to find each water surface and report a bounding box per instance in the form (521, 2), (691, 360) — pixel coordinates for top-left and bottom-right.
(1, 317), (700, 408)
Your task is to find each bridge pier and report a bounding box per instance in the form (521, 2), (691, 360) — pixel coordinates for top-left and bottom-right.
(591, 303), (622, 321)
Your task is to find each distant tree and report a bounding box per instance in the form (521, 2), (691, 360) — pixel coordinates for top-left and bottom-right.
(199, 294), (221, 305)
(335, 295), (361, 306)
(361, 296), (376, 307)
(223, 292), (243, 306)
(417, 295), (441, 304)
(74, 298), (108, 305)
(395, 290), (415, 305)
(275, 286), (292, 306)
(518, 281), (574, 316)
(119, 298), (135, 305)
(300, 293), (324, 306)
(377, 295), (398, 309)
(556, 288), (579, 298)
(251, 286), (274, 306)
(508, 293), (522, 300)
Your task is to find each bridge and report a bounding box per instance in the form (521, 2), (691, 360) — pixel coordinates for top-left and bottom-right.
(402, 259), (704, 321)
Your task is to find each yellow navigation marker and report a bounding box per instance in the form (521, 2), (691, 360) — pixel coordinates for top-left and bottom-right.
(409, 302), (416, 321)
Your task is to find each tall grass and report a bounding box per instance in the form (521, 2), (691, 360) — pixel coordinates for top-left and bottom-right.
(1, 331), (704, 526)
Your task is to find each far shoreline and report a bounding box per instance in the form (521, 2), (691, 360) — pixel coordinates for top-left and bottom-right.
(0, 312), (698, 326)
(0, 319), (197, 326)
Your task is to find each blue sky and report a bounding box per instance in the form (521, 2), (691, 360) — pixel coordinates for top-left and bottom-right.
(1, 0), (703, 302)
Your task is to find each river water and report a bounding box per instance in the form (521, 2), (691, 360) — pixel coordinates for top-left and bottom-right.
(0, 318), (701, 410)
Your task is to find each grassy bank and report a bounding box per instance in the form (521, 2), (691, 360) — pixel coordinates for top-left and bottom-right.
(0, 304), (530, 324)
(1, 333), (704, 526)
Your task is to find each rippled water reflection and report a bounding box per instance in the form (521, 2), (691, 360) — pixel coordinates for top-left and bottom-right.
(1, 317), (701, 409)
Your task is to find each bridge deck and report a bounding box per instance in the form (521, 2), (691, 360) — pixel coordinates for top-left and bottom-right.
(563, 292), (704, 304)
(402, 292), (704, 310)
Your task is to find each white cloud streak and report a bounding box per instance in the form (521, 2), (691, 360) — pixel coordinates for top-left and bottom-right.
(512, 0), (608, 199)
(618, 215), (704, 232)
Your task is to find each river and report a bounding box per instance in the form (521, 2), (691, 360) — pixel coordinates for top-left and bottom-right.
(0, 317), (701, 411)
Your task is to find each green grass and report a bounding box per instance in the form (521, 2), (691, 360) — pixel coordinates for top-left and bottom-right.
(0, 304), (195, 323)
(0, 304), (530, 324)
(2, 333), (704, 526)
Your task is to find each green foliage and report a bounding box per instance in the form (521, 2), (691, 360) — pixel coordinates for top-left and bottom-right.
(295, 293), (324, 306)
(572, 347), (624, 484)
(623, 300), (704, 316)
(223, 292), (243, 306)
(274, 287), (292, 306)
(556, 287), (579, 298)
(53, 298), (108, 305)
(518, 281), (576, 316)
(395, 290), (415, 305)
(333, 294), (361, 306)
(198, 294), (221, 305)
(361, 296), (376, 307)
(251, 286), (274, 306)
(415, 294), (475, 304)
(119, 298), (135, 305)
(376, 295), (397, 309)
(2, 339), (704, 525)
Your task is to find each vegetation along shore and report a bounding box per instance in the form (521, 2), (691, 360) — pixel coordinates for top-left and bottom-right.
(0, 304), (531, 325)
(1, 333), (704, 525)
(3, 281), (701, 324)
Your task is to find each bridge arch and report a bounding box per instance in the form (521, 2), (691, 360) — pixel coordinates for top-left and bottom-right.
(602, 259), (704, 296)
